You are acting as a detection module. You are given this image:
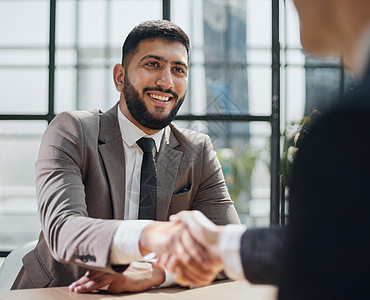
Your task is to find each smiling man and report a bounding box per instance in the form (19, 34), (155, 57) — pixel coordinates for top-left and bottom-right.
(11, 20), (240, 292)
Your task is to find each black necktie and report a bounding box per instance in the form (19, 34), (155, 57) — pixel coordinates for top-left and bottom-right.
(136, 137), (157, 220)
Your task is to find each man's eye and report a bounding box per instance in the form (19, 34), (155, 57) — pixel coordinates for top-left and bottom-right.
(173, 67), (185, 74)
(146, 61), (159, 67)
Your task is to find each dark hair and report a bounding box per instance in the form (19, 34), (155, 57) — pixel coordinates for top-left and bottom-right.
(121, 20), (190, 66)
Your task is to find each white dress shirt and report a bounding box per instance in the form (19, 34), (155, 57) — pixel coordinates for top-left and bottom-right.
(218, 224), (247, 280)
(109, 106), (174, 286)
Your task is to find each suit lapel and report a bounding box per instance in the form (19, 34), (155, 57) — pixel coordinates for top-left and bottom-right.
(156, 125), (183, 221)
(98, 103), (126, 220)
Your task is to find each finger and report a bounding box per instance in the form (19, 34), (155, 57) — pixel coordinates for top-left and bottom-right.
(169, 210), (194, 223)
(180, 227), (211, 265)
(180, 263), (216, 286)
(72, 274), (114, 293)
(164, 254), (179, 275)
(158, 253), (171, 267)
(174, 260), (216, 287)
(164, 253), (216, 287)
(69, 270), (107, 291)
(165, 256), (192, 287)
(169, 227), (219, 279)
(171, 212), (208, 245)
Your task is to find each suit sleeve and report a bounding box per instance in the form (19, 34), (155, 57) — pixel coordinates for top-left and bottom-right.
(36, 111), (121, 271)
(240, 227), (285, 285)
(191, 135), (240, 225)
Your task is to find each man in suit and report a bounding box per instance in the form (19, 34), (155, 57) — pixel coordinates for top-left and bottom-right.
(156, 0), (370, 298)
(12, 20), (240, 292)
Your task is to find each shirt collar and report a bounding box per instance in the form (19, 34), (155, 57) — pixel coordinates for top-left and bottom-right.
(117, 105), (164, 152)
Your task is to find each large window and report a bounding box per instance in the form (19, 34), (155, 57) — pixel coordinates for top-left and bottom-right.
(0, 0), (350, 257)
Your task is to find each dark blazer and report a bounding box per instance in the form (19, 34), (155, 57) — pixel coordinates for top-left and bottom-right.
(12, 103), (240, 289)
(279, 65), (370, 299)
(240, 227), (285, 285)
(239, 66), (370, 293)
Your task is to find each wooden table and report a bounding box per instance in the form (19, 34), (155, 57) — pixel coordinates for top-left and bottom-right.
(0, 280), (277, 300)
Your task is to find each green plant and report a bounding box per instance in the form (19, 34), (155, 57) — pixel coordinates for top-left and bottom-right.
(217, 146), (260, 204)
(281, 110), (321, 187)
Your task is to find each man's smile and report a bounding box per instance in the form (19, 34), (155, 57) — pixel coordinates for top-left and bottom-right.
(148, 92), (172, 102)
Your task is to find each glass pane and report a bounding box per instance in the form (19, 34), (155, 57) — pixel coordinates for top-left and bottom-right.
(175, 120), (271, 227)
(110, 0), (162, 47)
(0, 121), (47, 251)
(248, 49), (271, 66)
(55, 68), (77, 112)
(0, 49), (48, 66)
(248, 121), (271, 227)
(79, 0), (106, 47)
(172, 0), (191, 37)
(55, 66), (119, 113)
(56, 48), (77, 67)
(284, 66), (305, 123)
(248, 66), (271, 115)
(284, 49), (305, 66)
(0, 0), (49, 46)
(76, 67), (111, 111)
(56, 0), (76, 47)
(108, 48), (122, 66)
(247, 0), (271, 48)
(284, 0), (301, 49)
(181, 64), (207, 115)
(0, 69), (48, 114)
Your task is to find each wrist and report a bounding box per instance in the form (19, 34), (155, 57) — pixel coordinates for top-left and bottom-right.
(208, 225), (223, 247)
(150, 262), (166, 287)
(139, 221), (161, 256)
(209, 226), (223, 259)
(139, 222), (154, 256)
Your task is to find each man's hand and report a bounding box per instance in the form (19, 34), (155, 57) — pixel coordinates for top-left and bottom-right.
(139, 221), (211, 266)
(69, 261), (165, 294)
(159, 253), (221, 287)
(139, 220), (222, 287)
(160, 210), (225, 284)
(170, 210), (223, 257)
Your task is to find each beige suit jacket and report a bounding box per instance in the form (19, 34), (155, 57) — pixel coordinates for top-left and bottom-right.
(12, 103), (240, 289)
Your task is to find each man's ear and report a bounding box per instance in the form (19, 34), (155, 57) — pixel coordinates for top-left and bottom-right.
(113, 63), (124, 92)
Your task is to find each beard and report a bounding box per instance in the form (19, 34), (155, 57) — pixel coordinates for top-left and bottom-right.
(123, 73), (185, 130)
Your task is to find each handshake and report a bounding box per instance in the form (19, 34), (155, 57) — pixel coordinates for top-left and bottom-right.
(140, 210), (225, 287)
(70, 211), (234, 294)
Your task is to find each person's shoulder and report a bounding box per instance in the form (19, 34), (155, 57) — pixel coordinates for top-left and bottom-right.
(53, 108), (102, 123)
(169, 122), (210, 143)
(47, 109), (103, 140)
(49, 109), (102, 130)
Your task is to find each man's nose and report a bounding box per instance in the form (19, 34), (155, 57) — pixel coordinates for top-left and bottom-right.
(156, 68), (174, 90)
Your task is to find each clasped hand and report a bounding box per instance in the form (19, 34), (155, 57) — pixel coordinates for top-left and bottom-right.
(145, 210), (224, 287)
(70, 211), (223, 293)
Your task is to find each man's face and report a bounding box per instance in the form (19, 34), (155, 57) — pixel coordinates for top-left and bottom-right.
(120, 38), (188, 131)
(293, 0), (339, 56)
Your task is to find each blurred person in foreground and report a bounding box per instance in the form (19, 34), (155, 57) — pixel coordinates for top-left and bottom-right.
(162, 0), (370, 299)
(12, 20), (240, 292)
